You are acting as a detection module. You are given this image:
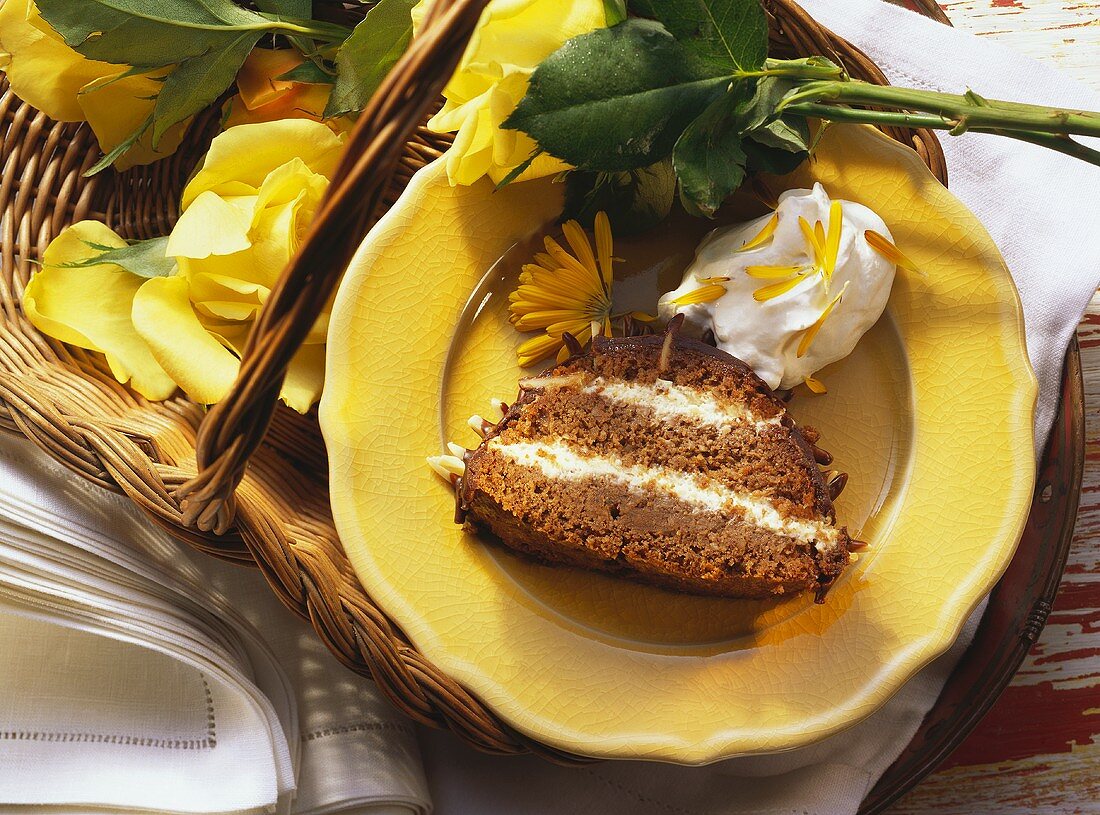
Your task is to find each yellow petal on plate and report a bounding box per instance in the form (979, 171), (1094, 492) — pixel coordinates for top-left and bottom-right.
(666, 283), (727, 306)
(517, 332), (563, 367)
(167, 190), (257, 259)
(25, 221), (176, 400)
(132, 275), (240, 405)
(865, 229), (922, 274)
(735, 213), (779, 253)
(803, 375), (827, 395)
(182, 120), (345, 209)
(280, 342), (326, 413)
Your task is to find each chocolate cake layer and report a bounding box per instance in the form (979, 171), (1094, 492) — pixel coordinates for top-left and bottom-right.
(499, 377), (825, 520)
(457, 327), (852, 599)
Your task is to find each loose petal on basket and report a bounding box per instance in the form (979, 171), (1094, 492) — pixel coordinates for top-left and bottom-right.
(25, 221), (176, 400)
(132, 276), (240, 406)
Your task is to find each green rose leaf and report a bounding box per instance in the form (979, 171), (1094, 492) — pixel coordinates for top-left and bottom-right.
(504, 19), (730, 173)
(277, 61), (335, 84)
(325, 0), (417, 118)
(632, 0), (768, 75)
(35, 0), (351, 170)
(63, 237), (178, 279)
(152, 31), (262, 145)
(254, 0), (311, 16)
(35, 0), (262, 67)
(673, 89), (749, 218)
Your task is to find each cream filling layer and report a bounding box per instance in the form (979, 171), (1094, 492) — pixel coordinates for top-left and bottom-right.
(489, 438), (838, 551)
(582, 377), (781, 431)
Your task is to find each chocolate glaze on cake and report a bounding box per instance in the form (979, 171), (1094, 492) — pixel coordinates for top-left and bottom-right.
(456, 321), (853, 600)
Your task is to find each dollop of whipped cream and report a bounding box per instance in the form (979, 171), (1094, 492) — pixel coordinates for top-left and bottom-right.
(658, 183), (896, 390)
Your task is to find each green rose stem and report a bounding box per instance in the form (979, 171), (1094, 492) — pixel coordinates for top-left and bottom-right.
(742, 59), (1100, 167)
(780, 102), (1100, 166)
(255, 15), (352, 43)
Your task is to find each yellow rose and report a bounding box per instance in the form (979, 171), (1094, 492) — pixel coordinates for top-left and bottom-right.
(411, 0), (606, 186)
(0, 0), (188, 170)
(25, 120), (345, 411)
(223, 48), (348, 132)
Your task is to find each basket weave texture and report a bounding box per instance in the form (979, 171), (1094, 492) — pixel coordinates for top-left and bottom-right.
(0, 0), (948, 760)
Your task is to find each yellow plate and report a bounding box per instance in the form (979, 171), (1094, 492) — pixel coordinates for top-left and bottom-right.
(319, 125), (1037, 762)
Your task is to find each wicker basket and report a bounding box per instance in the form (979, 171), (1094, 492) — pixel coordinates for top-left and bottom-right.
(0, 0), (950, 761)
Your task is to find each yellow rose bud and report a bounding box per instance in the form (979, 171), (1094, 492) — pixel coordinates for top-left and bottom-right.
(0, 0), (188, 170)
(411, 0), (607, 186)
(26, 120), (345, 411)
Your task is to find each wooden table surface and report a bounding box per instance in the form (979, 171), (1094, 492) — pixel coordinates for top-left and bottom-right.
(892, 2), (1100, 812)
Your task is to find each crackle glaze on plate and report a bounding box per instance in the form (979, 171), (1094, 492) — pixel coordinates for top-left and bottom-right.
(319, 125), (1037, 762)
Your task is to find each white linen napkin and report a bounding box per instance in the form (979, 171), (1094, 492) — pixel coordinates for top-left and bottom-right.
(0, 433), (431, 815)
(419, 2), (1100, 813)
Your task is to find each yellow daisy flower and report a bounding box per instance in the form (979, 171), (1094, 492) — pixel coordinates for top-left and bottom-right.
(509, 212), (619, 367)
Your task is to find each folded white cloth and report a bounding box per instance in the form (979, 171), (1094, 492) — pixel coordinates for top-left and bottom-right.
(419, 2), (1100, 813)
(0, 434), (431, 815)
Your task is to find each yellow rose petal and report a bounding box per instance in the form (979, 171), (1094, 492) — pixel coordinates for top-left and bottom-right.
(132, 276), (241, 406)
(167, 191), (256, 259)
(26, 221), (176, 400)
(280, 342), (326, 413)
(182, 120), (345, 208)
(0, 0), (114, 121)
(78, 69), (189, 171)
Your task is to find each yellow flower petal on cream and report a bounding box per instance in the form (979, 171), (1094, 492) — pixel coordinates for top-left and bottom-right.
(824, 200), (843, 282)
(167, 191), (256, 259)
(796, 281), (849, 358)
(25, 221), (176, 400)
(735, 213), (778, 253)
(181, 120), (345, 209)
(132, 276), (241, 405)
(280, 342), (325, 414)
(865, 229), (920, 273)
(745, 264), (806, 280)
(667, 283), (727, 306)
(804, 375), (827, 394)
(799, 216), (824, 268)
(753, 274), (808, 302)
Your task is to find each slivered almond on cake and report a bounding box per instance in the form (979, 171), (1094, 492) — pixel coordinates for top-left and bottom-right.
(452, 320), (853, 600)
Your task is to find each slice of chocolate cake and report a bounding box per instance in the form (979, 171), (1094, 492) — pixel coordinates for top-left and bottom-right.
(453, 321), (853, 600)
